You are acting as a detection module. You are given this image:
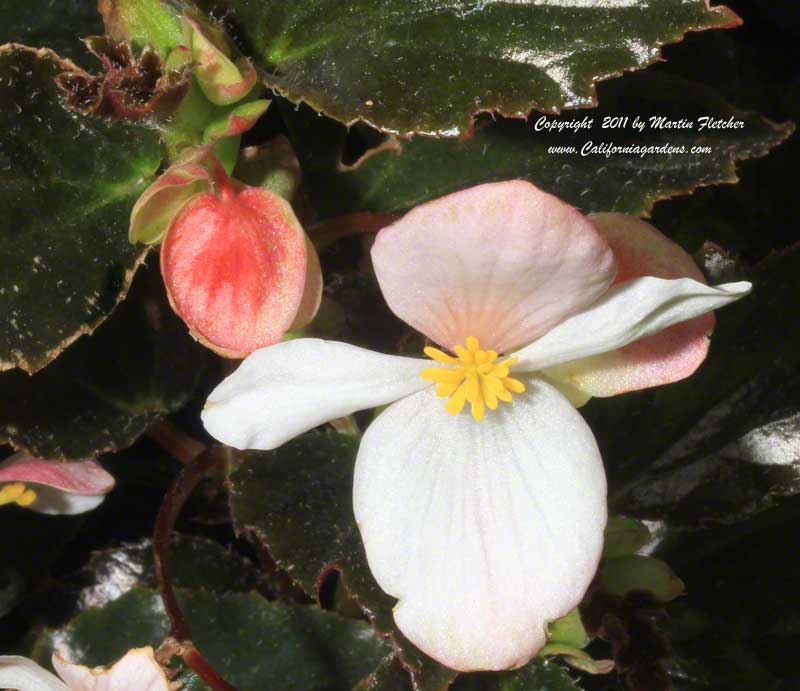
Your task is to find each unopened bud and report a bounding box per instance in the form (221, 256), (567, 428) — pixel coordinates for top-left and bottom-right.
(183, 13), (256, 106)
(160, 161), (316, 357)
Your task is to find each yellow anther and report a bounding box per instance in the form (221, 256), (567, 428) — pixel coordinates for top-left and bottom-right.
(0, 482), (37, 508)
(17, 489), (37, 506)
(423, 346), (459, 365)
(421, 336), (526, 421)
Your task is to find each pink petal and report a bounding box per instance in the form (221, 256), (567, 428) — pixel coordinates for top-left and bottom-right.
(0, 453), (114, 495)
(546, 213), (713, 397)
(53, 647), (171, 691)
(371, 181), (616, 354)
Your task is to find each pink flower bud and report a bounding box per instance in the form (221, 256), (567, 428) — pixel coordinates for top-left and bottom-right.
(160, 161), (313, 357)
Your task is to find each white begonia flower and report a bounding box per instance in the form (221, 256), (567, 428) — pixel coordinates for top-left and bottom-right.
(0, 647), (172, 691)
(202, 181), (751, 671)
(0, 453), (114, 515)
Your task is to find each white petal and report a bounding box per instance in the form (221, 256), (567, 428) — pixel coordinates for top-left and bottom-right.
(202, 338), (432, 450)
(353, 381), (606, 671)
(0, 656), (69, 691)
(27, 488), (107, 515)
(52, 647), (171, 691)
(513, 277), (751, 373)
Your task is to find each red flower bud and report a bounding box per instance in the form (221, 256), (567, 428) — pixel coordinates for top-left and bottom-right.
(160, 162), (311, 357)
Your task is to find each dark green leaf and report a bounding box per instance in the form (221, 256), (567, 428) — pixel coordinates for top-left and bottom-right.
(33, 587), (392, 691)
(453, 658), (581, 691)
(228, 431), (458, 690)
(282, 73), (792, 220)
(600, 246), (800, 526)
(354, 654), (414, 691)
(79, 535), (263, 609)
(207, 0), (738, 136)
(613, 412), (800, 527)
(32, 588), (169, 666)
(0, 46), (161, 373)
(642, 14), (800, 265)
(0, 0), (102, 67)
(655, 498), (800, 690)
(0, 262), (213, 459)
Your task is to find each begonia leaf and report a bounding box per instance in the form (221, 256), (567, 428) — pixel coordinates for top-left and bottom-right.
(78, 535), (264, 609)
(656, 499), (800, 690)
(282, 73), (792, 220)
(228, 430), (459, 690)
(452, 659), (582, 690)
(0, 46), (161, 373)
(0, 262), (213, 460)
(33, 587), (391, 691)
(1, 0), (102, 67)
(595, 245), (800, 527)
(203, 0), (738, 136)
(355, 655), (413, 690)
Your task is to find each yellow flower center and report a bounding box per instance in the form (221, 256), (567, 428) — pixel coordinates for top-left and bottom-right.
(421, 336), (526, 422)
(0, 482), (36, 508)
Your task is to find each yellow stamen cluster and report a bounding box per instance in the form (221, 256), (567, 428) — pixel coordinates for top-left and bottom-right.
(421, 336), (526, 421)
(0, 482), (36, 507)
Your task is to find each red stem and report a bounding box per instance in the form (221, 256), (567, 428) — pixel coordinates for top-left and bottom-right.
(213, 157), (235, 201)
(153, 449), (237, 690)
(184, 647), (238, 691)
(307, 212), (400, 248)
(146, 419), (207, 466)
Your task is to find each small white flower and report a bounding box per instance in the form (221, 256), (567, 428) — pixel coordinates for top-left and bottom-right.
(0, 647), (171, 691)
(202, 181), (750, 671)
(0, 453), (114, 515)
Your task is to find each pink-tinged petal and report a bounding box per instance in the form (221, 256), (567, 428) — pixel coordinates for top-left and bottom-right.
(161, 172), (308, 358)
(0, 453), (115, 515)
(52, 647), (171, 691)
(0, 453), (114, 494)
(543, 213), (715, 399)
(354, 380), (606, 671)
(371, 181), (616, 354)
(594, 213), (708, 285)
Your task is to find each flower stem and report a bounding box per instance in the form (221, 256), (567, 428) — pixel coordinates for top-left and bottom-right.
(307, 212), (400, 249)
(146, 419), (207, 465)
(153, 448), (237, 690)
(213, 156), (235, 201)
